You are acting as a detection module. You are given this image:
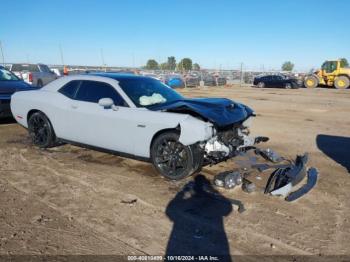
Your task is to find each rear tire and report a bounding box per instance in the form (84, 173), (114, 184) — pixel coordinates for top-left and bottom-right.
(37, 80), (43, 88)
(150, 131), (202, 180)
(334, 76), (350, 89)
(28, 112), (56, 148)
(304, 75), (318, 88)
(257, 82), (265, 88)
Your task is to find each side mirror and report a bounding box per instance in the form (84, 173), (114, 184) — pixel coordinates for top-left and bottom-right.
(98, 98), (114, 108)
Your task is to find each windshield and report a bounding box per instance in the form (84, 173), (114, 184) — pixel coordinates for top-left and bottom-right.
(116, 77), (183, 107)
(0, 68), (20, 81)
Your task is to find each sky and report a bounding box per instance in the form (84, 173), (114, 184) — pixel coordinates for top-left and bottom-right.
(1, 0), (349, 71)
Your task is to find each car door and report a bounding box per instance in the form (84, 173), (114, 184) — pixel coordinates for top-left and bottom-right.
(263, 76), (272, 87)
(274, 75), (284, 87)
(66, 80), (136, 155)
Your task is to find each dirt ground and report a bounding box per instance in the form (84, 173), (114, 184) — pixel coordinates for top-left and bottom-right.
(0, 86), (349, 257)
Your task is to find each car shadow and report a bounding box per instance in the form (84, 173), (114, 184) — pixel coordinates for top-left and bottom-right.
(0, 117), (16, 125)
(316, 134), (350, 173)
(165, 174), (242, 260)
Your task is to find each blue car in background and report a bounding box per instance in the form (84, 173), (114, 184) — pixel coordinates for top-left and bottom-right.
(0, 66), (36, 118)
(164, 74), (185, 88)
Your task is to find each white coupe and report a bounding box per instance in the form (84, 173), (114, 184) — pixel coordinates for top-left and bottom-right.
(11, 73), (258, 179)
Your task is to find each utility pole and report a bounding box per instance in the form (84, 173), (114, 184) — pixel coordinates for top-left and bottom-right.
(240, 62), (244, 87)
(0, 41), (5, 66)
(132, 52), (135, 68)
(100, 48), (106, 71)
(59, 44), (65, 66)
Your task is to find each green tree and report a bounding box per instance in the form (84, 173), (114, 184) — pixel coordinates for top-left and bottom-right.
(160, 62), (169, 70)
(193, 63), (200, 71)
(177, 58), (192, 71)
(281, 61), (294, 71)
(167, 56), (176, 70)
(145, 59), (159, 70)
(340, 58), (349, 68)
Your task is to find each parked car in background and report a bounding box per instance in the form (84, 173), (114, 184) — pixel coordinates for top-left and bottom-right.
(185, 75), (200, 87)
(164, 74), (185, 88)
(202, 75), (216, 86)
(10, 63), (57, 87)
(11, 73), (257, 180)
(253, 75), (299, 89)
(0, 66), (36, 118)
(216, 76), (227, 86)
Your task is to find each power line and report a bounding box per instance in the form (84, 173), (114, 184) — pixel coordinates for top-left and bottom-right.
(0, 40), (5, 66)
(59, 44), (65, 65)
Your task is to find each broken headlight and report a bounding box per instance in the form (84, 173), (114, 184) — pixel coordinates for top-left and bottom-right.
(242, 117), (253, 128)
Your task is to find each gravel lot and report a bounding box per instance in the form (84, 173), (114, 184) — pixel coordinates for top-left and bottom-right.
(0, 86), (349, 256)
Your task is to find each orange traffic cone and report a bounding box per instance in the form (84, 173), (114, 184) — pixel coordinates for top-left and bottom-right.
(63, 66), (68, 76)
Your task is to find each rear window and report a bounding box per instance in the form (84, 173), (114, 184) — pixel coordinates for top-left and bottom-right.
(11, 64), (39, 72)
(59, 80), (80, 99)
(39, 65), (51, 73)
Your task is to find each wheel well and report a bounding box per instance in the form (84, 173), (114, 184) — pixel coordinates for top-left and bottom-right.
(27, 109), (41, 122)
(336, 74), (350, 79)
(27, 109), (57, 138)
(150, 127), (180, 151)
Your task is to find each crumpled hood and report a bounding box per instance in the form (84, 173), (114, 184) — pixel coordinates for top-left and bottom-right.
(148, 97), (255, 127)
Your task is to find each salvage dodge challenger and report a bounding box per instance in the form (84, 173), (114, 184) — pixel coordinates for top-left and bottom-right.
(11, 73), (262, 180)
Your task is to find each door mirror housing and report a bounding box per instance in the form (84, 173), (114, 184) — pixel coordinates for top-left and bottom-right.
(98, 98), (114, 108)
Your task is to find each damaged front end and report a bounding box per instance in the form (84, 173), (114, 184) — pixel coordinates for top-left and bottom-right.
(201, 116), (268, 166)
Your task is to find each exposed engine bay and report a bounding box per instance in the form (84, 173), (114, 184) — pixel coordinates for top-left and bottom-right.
(202, 116), (267, 165)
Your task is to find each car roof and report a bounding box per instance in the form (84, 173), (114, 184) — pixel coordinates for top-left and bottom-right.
(41, 74), (156, 93)
(89, 72), (150, 81)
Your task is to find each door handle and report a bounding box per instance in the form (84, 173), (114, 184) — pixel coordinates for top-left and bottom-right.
(71, 105), (78, 109)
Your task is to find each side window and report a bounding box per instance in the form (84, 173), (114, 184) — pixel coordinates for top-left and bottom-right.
(75, 80), (127, 106)
(39, 65), (50, 73)
(275, 75), (282, 81)
(58, 80), (81, 99)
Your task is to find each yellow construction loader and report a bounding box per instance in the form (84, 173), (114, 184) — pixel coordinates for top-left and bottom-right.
(304, 59), (350, 89)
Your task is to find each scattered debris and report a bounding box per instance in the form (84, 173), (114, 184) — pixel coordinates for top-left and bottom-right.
(242, 180), (256, 193)
(212, 148), (318, 203)
(252, 163), (291, 172)
(121, 197), (138, 205)
(214, 171), (242, 189)
(285, 167), (318, 202)
(255, 148), (284, 163)
(265, 154), (308, 195)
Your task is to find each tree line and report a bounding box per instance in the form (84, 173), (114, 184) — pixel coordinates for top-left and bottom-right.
(144, 56), (200, 71)
(281, 58), (349, 72)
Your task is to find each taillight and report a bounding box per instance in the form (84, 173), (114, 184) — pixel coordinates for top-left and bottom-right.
(28, 73), (33, 83)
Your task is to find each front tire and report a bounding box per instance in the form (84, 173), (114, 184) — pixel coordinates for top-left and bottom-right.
(257, 82), (265, 88)
(334, 76), (350, 89)
(28, 112), (56, 148)
(151, 131), (201, 180)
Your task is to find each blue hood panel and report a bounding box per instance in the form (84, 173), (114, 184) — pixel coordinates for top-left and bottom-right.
(0, 81), (37, 99)
(149, 98), (254, 127)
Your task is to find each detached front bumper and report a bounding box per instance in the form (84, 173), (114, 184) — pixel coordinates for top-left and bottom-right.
(264, 153), (318, 201)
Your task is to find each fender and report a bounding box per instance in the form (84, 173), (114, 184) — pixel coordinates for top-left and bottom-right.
(178, 115), (214, 145)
